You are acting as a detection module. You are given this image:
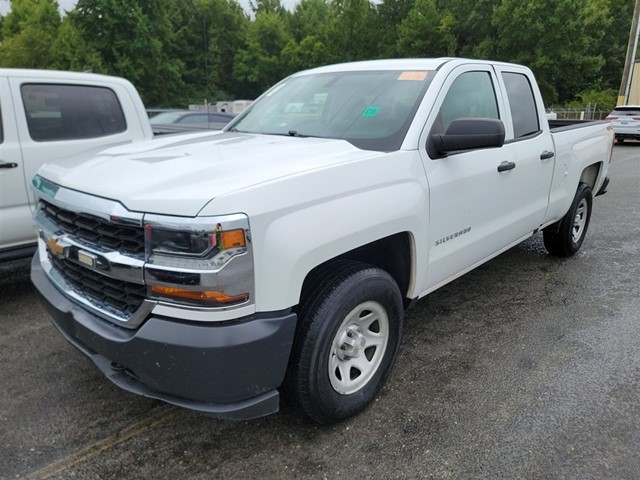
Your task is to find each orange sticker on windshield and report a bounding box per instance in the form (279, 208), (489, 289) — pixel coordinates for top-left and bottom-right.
(398, 71), (428, 81)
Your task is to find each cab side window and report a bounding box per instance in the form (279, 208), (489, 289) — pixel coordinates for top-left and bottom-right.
(502, 72), (540, 139)
(21, 84), (127, 142)
(437, 71), (500, 134)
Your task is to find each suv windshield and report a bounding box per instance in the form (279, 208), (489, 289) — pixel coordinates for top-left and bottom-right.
(227, 70), (434, 151)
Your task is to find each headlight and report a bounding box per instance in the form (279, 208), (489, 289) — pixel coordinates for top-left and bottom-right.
(144, 214), (254, 308)
(147, 224), (247, 268)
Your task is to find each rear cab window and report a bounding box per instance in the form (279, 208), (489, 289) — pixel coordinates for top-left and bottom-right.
(501, 72), (540, 139)
(21, 84), (126, 141)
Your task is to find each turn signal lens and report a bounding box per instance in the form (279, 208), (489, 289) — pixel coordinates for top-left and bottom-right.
(151, 285), (249, 305)
(220, 229), (246, 249)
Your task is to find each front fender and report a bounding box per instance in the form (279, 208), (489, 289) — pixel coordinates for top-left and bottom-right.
(200, 151), (430, 312)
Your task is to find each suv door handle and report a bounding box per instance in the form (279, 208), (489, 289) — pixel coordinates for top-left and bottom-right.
(497, 161), (516, 172)
(540, 151), (555, 160)
(0, 162), (19, 169)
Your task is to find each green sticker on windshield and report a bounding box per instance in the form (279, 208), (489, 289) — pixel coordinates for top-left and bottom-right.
(362, 106), (379, 117)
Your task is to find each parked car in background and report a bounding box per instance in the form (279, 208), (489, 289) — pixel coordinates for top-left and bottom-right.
(0, 69), (153, 261)
(606, 105), (640, 143)
(150, 111), (235, 135)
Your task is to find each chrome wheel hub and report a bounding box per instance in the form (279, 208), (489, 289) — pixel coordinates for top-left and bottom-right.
(336, 325), (367, 361)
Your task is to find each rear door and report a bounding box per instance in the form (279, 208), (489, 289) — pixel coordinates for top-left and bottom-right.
(493, 66), (555, 235)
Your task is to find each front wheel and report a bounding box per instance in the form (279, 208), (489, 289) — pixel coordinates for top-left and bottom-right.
(286, 261), (404, 424)
(543, 182), (593, 257)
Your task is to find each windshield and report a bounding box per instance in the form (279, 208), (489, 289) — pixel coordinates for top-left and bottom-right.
(227, 70), (434, 151)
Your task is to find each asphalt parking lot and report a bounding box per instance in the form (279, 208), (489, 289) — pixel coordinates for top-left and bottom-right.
(1, 146), (639, 479)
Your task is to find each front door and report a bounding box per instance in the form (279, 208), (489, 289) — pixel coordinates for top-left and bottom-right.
(419, 65), (521, 292)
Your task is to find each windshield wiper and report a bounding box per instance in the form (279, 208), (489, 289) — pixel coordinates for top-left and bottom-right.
(287, 130), (307, 137)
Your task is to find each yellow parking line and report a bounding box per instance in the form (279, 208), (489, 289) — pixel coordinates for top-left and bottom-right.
(25, 407), (179, 479)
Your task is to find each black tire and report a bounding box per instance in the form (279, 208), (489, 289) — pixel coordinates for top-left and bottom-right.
(543, 182), (593, 257)
(286, 261), (404, 424)
(616, 137), (625, 144)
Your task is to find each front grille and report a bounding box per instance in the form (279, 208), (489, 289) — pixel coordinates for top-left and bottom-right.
(40, 200), (145, 257)
(50, 255), (146, 317)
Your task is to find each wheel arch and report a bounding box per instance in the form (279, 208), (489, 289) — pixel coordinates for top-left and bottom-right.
(579, 162), (602, 192)
(298, 232), (415, 311)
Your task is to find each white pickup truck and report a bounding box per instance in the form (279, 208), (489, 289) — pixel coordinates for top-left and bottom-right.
(0, 69), (153, 260)
(30, 58), (612, 424)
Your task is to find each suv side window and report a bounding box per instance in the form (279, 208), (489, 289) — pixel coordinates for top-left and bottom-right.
(21, 84), (126, 141)
(502, 72), (540, 138)
(436, 71), (499, 133)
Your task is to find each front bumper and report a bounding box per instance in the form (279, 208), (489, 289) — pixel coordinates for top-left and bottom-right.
(31, 254), (297, 420)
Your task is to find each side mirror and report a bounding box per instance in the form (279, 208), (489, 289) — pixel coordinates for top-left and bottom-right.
(431, 118), (505, 155)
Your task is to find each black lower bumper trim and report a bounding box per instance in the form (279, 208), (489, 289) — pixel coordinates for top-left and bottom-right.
(31, 254), (297, 420)
(93, 354), (280, 420)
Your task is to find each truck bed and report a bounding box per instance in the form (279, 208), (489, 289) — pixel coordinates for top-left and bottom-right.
(548, 119), (607, 132)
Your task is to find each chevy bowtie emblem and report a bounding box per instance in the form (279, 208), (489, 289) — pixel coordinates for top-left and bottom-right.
(46, 236), (65, 256)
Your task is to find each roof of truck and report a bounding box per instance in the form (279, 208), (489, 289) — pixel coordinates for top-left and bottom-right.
(0, 68), (131, 85)
(295, 58), (525, 76)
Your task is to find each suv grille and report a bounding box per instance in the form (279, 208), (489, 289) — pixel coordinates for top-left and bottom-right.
(40, 200), (145, 257)
(50, 255), (147, 317)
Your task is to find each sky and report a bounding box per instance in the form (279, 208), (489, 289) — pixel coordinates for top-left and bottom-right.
(0, 0), (300, 16)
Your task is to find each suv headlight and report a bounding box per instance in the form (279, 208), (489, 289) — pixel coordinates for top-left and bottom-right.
(144, 213), (254, 308)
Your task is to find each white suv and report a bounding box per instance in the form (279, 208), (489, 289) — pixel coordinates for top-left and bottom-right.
(606, 105), (640, 143)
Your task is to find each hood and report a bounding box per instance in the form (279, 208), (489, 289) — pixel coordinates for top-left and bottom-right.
(37, 132), (378, 216)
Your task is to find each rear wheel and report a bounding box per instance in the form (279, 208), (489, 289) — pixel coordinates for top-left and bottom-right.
(286, 261), (404, 424)
(543, 182), (593, 257)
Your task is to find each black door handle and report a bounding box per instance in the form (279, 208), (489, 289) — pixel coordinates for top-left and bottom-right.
(540, 150), (555, 160)
(497, 161), (516, 172)
(0, 162), (18, 169)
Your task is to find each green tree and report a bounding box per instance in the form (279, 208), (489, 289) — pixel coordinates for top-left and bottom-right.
(376, 0), (415, 57)
(435, 0), (500, 58)
(52, 15), (102, 72)
(323, 0), (380, 62)
(396, 0), (443, 57)
(488, 0), (609, 104)
(0, 0), (61, 69)
(233, 11), (292, 97)
(288, 0), (331, 42)
(68, 0), (185, 106)
(196, 0), (249, 100)
(281, 35), (330, 72)
(596, 0), (635, 92)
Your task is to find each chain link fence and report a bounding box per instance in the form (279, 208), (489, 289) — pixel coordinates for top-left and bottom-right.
(546, 105), (610, 120)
